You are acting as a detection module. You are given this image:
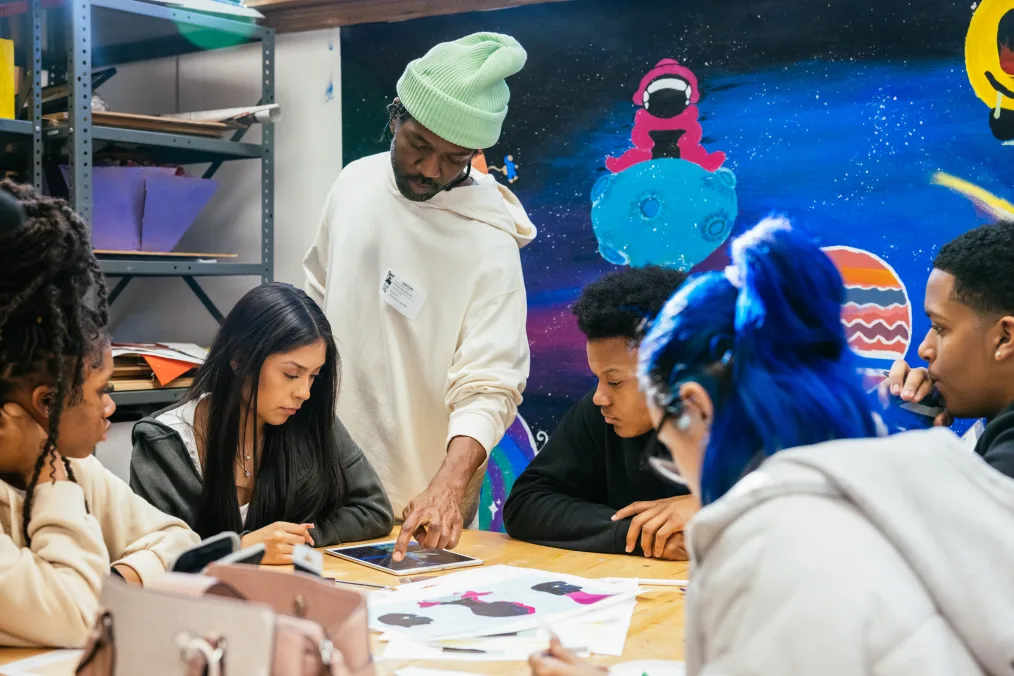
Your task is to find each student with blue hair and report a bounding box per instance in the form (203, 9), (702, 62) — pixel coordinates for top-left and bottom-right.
(531, 217), (1014, 676)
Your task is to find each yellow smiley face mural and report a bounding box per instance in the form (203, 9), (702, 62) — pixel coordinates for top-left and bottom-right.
(966, 0), (1014, 140)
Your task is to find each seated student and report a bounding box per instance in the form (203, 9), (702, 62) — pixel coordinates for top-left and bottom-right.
(531, 217), (1014, 676)
(131, 283), (394, 563)
(883, 222), (1014, 478)
(504, 266), (697, 560)
(0, 182), (199, 648)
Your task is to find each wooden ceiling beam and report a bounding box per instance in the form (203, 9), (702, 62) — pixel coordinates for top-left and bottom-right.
(246, 0), (573, 33)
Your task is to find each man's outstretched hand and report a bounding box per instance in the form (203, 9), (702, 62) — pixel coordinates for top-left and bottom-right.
(392, 435), (486, 562)
(393, 483), (465, 561)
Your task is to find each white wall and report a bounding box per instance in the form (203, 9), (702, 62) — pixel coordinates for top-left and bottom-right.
(95, 28), (344, 479)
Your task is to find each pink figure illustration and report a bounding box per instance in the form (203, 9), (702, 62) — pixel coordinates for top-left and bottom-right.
(531, 581), (614, 605)
(419, 590), (535, 617)
(606, 58), (726, 173)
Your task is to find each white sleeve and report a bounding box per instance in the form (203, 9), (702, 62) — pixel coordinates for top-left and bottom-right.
(303, 182), (336, 307)
(91, 459), (199, 584)
(444, 285), (530, 453)
(0, 482), (109, 648)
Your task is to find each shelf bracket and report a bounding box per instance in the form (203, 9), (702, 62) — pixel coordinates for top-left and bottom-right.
(182, 276), (225, 324)
(107, 275), (133, 306)
(202, 96), (262, 181)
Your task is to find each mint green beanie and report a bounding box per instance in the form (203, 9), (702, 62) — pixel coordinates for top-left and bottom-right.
(396, 32), (527, 150)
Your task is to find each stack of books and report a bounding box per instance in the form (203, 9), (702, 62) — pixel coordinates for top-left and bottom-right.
(111, 343), (207, 393)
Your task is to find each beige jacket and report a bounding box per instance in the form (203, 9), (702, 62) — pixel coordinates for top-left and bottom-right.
(0, 455), (199, 648)
(685, 428), (1014, 675)
(303, 152), (536, 514)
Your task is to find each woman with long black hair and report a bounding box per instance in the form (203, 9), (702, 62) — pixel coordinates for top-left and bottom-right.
(130, 283), (393, 563)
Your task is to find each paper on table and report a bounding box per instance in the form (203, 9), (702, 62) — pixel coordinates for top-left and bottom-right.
(0, 649), (83, 675)
(546, 598), (636, 657)
(164, 104), (281, 125)
(608, 660), (686, 676)
(369, 565), (638, 642)
(396, 668), (483, 676)
(382, 638), (563, 662)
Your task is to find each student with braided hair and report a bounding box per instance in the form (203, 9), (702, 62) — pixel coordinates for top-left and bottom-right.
(0, 181), (198, 648)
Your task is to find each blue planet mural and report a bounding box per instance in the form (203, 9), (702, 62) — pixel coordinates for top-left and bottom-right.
(590, 159), (737, 269)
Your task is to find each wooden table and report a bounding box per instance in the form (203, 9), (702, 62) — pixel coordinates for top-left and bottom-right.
(0, 529), (688, 675)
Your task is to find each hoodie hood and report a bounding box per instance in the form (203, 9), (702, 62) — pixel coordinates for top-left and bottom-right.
(688, 427), (1014, 674)
(384, 153), (537, 248)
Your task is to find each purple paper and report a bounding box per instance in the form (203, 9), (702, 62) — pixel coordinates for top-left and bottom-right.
(140, 174), (219, 252)
(59, 166), (177, 251)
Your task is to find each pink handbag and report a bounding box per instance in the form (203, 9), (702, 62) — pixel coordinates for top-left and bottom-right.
(75, 564), (375, 676)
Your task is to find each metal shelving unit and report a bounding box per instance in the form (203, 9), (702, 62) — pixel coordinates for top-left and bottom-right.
(9, 0), (275, 406)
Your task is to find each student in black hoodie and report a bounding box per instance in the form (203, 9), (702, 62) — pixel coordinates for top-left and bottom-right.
(503, 266), (696, 560)
(884, 221), (1014, 479)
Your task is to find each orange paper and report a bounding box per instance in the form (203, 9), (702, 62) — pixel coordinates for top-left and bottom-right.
(142, 355), (195, 386)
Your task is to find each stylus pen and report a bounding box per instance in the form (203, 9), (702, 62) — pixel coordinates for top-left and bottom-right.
(331, 579), (393, 590)
(601, 577), (689, 587)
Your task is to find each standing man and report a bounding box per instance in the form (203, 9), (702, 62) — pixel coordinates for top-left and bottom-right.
(304, 33), (535, 560)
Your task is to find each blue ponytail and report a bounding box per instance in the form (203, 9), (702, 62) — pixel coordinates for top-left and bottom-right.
(638, 217), (881, 505)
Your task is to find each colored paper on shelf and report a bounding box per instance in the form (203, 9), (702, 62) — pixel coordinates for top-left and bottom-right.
(142, 354), (197, 386)
(164, 104), (281, 125)
(0, 38), (14, 120)
(140, 174), (219, 252)
(112, 343), (206, 365)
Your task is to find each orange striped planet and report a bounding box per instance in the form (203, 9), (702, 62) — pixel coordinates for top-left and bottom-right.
(822, 246), (912, 363)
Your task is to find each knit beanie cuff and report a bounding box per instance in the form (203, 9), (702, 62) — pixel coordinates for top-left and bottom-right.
(398, 68), (505, 150)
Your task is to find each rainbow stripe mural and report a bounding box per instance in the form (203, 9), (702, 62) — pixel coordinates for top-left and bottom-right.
(479, 414), (540, 532)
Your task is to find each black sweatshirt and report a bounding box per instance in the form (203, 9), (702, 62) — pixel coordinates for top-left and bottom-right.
(503, 390), (689, 555)
(976, 400), (1014, 480)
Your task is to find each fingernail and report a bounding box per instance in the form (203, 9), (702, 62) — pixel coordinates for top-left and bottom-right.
(891, 385), (900, 395)
(902, 389), (913, 399)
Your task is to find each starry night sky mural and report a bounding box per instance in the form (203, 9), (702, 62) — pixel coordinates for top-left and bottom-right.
(340, 0), (1012, 505)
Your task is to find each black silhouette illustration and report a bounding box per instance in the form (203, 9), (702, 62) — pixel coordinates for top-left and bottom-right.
(378, 612), (433, 627)
(418, 590), (536, 617)
(531, 581), (615, 605)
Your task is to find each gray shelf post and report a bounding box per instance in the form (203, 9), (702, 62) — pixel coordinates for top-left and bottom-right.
(68, 0), (93, 225)
(31, 0), (42, 191)
(261, 27), (274, 285)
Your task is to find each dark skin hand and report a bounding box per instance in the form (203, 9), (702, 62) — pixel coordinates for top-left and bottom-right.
(393, 436), (486, 561)
(613, 494), (698, 560)
(879, 361), (953, 426)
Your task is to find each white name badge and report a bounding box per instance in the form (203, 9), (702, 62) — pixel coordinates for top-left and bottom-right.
(379, 268), (427, 320)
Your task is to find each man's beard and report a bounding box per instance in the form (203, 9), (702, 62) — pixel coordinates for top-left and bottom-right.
(390, 144), (442, 202)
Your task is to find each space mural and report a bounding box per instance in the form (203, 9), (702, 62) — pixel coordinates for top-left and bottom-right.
(341, 0), (1014, 530)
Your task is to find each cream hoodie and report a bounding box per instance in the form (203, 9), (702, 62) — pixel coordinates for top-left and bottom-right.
(685, 428), (1014, 675)
(0, 455), (199, 648)
(304, 152), (536, 514)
